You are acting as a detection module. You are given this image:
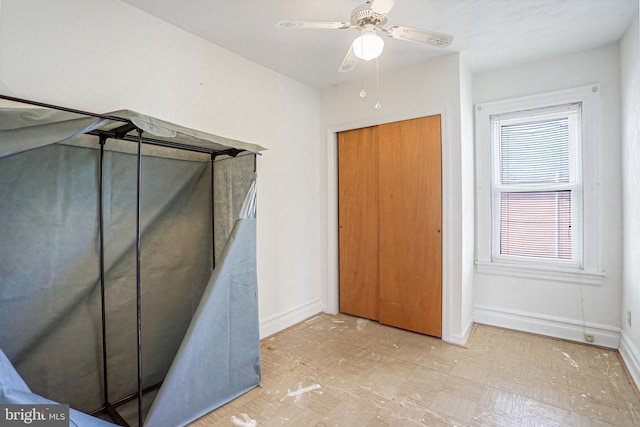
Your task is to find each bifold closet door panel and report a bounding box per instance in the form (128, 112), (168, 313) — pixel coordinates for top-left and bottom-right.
(338, 127), (380, 321)
(378, 116), (442, 337)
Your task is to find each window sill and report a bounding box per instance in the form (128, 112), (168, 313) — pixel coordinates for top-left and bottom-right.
(475, 261), (605, 286)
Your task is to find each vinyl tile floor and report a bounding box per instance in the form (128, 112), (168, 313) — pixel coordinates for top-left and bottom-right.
(190, 313), (640, 426)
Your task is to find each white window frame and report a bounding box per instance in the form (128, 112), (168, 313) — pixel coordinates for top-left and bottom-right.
(491, 104), (582, 267)
(475, 85), (605, 285)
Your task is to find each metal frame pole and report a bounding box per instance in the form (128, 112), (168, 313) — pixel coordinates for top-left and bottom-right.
(98, 136), (109, 407)
(135, 129), (143, 427)
(210, 154), (217, 270)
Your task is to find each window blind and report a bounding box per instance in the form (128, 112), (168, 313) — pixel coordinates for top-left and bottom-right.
(500, 191), (572, 259)
(500, 118), (570, 184)
(492, 104), (581, 262)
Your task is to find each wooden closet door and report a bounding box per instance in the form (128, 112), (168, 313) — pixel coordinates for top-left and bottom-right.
(338, 127), (379, 320)
(378, 116), (442, 337)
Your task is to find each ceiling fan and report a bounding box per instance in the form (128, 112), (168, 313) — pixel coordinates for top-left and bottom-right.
(275, 0), (454, 72)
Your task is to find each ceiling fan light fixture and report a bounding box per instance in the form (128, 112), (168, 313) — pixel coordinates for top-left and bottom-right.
(352, 29), (384, 61)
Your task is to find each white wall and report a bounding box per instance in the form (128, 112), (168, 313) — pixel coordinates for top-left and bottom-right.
(473, 44), (623, 347)
(320, 53), (475, 345)
(619, 7), (640, 387)
(459, 56), (475, 344)
(0, 0), (323, 338)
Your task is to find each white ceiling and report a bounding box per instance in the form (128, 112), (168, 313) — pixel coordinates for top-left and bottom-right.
(120, 0), (637, 89)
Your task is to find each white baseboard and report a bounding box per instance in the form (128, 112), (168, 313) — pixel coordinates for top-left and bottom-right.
(619, 330), (640, 390)
(447, 316), (475, 346)
(321, 303), (338, 315)
(259, 299), (323, 339)
(474, 305), (621, 349)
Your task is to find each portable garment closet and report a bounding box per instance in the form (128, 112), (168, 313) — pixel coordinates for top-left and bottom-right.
(0, 95), (265, 426)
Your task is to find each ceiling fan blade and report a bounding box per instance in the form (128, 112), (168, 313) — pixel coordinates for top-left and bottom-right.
(338, 46), (358, 72)
(275, 20), (350, 30)
(370, 0), (397, 15)
(386, 25), (454, 47)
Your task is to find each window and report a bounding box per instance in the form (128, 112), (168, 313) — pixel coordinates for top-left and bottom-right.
(476, 85), (604, 285)
(492, 104), (581, 266)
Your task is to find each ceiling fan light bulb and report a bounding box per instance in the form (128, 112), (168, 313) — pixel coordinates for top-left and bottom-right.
(352, 32), (384, 61)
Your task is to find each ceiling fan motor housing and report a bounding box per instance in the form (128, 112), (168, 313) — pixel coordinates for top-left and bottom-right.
(350, 3), (388, 29)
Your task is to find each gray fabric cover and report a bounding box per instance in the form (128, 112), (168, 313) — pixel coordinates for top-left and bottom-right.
(0, 348), (117, 427)
(0, 107), (260, 426)
(0, 143), (214, 412)
(143, 218), (260, 427)
(213, 155), (256, 261)
(0, 101), (265, 159)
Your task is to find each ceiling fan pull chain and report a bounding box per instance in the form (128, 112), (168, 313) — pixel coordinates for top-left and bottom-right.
(360, 58), (367, 98)
(375, 56), (382, 109)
